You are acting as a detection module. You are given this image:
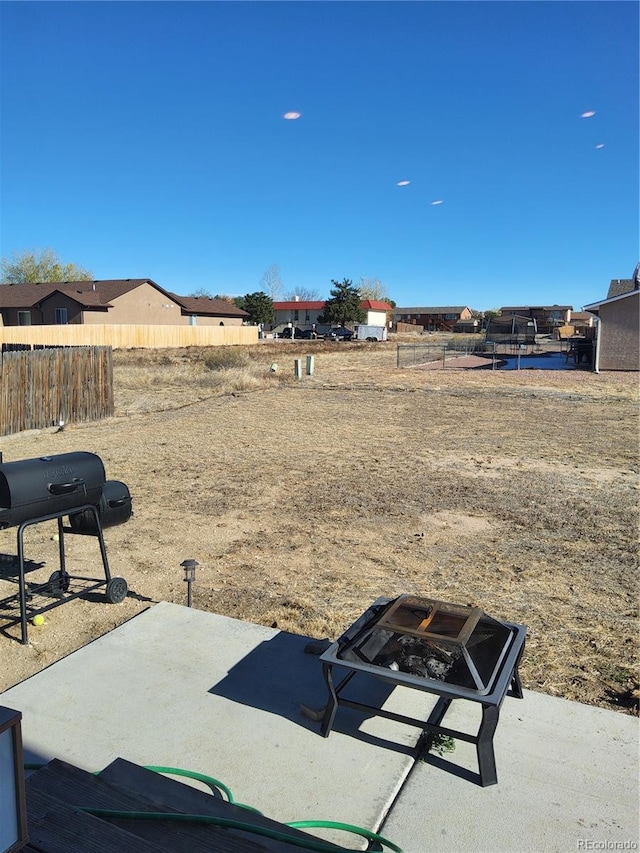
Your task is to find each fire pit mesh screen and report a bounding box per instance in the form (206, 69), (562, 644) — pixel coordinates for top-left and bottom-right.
(336, 595), (515, 695)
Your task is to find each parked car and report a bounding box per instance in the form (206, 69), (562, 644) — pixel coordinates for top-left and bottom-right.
(279, 326), (304, 339)
(326, 326), (353, 340)
(301, 329), (323, 339)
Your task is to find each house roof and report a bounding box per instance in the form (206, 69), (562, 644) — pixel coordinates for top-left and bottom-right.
(0, 279), (155, 309)
(607, 279), (636, 299)
(393, 306), (469, 314)
(568, 311), (597, 321)
(0, 279), (247, 317)
(500, 305), (572, 313)
(584, 267), (640, 311)
(359, 299), (393, 311)
(169, 294), (247, 317)
(583, 289), (640, 312)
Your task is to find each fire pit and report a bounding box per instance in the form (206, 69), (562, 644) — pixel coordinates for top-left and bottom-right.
(318, 595), (527, 786)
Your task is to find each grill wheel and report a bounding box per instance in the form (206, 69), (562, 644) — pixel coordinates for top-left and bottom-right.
(106, 576), (128, 604)
(48, 571), (70, 596)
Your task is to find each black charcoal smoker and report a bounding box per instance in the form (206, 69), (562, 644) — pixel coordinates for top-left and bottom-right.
(0, 451), (132, 644)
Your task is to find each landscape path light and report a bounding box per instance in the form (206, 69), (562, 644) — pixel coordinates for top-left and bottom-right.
(181, 559), (199, 608)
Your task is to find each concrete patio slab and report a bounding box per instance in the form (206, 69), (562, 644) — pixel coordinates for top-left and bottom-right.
(2, 601), (638, 853)
(2, 602), (434, 849)
(381, 688), (639, 853)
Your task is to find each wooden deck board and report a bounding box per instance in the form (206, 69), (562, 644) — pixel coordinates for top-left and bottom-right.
(24, 758), (345, 853)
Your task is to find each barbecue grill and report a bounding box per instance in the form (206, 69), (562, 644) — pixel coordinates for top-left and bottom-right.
(319, 595), (526, 786)
(0, 452), (105, 529)
(0, 452), (132, 644)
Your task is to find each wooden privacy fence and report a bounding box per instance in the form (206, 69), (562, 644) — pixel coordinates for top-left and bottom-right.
(0, 347), (114, 437)
(0, 324), (258, 349)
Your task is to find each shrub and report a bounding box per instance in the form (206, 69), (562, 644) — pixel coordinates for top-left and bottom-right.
(203, 348), (249, 371)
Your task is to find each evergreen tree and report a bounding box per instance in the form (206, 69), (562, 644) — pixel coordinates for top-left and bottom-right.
(318, 279), (365, 326)
(237, 291), (274, 325)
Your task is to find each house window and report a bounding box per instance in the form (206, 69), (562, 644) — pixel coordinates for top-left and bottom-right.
(55, 308), (68, 325)
(17, 311), (31, 326)
(305, 310), (310, 323)
(293, 310), (299, 321)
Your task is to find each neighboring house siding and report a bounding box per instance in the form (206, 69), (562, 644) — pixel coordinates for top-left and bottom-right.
(272, 300), (392, 329)
(394, 307), (471, 331)
(0, 280), (248, 328)
(3, 307), (44, 325)
(41, 293), (101, 325)
(273, 307), (325, 326)
(598, 294), (640, 371)
(81, 282), (181, 325)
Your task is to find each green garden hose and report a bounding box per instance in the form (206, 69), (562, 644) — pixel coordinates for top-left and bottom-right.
(25, 762), (405, 852)
(82, 808), (404, 853)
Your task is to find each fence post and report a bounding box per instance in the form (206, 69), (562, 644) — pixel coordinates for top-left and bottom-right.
(306, 355), (314, 376)
(294, 358), (303, 380)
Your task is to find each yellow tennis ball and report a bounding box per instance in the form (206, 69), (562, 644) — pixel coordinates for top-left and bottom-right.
(32, 615), (45, 626)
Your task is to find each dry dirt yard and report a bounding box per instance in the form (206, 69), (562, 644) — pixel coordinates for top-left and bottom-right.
(1, 339), (638, 717)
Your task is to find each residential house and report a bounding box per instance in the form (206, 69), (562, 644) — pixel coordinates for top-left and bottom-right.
(0, 279), (248, 327)
(583, 269), (639, 371)
(499, 305), (572, 336)
(392, 306), (472, 333)
(272, 300), (326, 329)
(557, 311), (597, 341)
(272, 298), (393, 331)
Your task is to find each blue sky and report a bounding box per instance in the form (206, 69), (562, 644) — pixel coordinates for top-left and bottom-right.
(0, 1), (637, 311)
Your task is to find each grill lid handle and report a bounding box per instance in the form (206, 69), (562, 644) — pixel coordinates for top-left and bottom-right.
(107, 497), (128, 507)
(48, 479), (85, 496)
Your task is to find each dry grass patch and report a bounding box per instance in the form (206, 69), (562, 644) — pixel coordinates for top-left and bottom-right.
(1, 340), (638, 717)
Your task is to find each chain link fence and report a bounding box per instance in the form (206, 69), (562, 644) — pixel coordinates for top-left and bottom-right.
(397, 340), (498, 369)
(396, 338), (595, 370)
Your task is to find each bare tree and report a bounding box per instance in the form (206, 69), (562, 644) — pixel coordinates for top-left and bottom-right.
(358, 276), (391, 302)
(259, 264), (284, 300)
(284, 285), (320, 301)
(187, 288), (214, 298)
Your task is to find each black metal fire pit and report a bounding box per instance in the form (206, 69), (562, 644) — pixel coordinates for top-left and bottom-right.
(0, 452), (132, 644)
(318, 595), (527, 786)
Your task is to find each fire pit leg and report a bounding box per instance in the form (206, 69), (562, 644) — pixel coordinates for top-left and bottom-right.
(477, 704), (500, 787)
(510, 663), (524, 699)
(320, 662), (358, 737)
(320, 662), (339, 737)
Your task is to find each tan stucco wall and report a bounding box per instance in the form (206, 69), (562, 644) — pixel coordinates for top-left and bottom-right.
(599, 294), (639, 371)
(37, 283), (244, 327)
(81, 283), (182, 325)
